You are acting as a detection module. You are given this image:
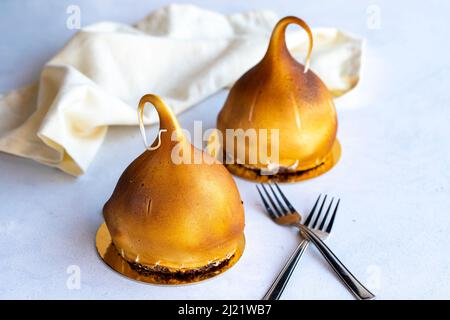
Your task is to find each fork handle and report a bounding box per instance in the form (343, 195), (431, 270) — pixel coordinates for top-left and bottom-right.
(295, 223), (376, 300)
(262, 239), (310, 300)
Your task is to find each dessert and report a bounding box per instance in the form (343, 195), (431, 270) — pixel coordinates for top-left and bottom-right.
(100, 94), (245, 284)
(215, 16), (340, 182)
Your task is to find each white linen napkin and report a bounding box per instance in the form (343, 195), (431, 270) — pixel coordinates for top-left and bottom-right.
(0, 4), (362, 176)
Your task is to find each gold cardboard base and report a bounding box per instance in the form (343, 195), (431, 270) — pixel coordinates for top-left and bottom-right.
(224, 140), (341, 183)
(95, 223), (245, 285)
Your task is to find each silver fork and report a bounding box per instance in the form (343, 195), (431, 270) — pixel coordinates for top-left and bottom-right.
(259, 191), (338, 300)
(256, 183), (375, 300)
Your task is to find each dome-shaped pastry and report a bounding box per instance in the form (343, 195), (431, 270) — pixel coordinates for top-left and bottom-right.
(216, 16), (339, 181)
(103, 94), (245, 279)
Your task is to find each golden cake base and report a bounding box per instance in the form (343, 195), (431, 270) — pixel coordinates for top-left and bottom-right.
(224, 140), (341, 183)
(95, 223), (245, 285)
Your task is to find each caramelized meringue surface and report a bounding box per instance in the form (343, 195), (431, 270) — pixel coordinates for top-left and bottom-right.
(217, 16), (338, 174)
(103, 94), (245, 272)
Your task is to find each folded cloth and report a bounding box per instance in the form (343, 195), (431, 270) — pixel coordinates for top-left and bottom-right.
(0, 4), (362, 176)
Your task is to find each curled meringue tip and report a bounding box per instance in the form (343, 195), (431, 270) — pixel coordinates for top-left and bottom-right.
(147, 129), (167, 151)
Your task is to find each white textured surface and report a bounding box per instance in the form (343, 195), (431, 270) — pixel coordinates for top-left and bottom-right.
(1, 0), (449, 299)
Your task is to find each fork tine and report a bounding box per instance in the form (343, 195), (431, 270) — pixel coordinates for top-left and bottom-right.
(260, 184), (283, 217)
(273, 183), (296, 213)
(310, 195), (328, 229)
(267, 184), (288, 215)
(318, 197), (334, 230)
(256, 185), (278, 219)
(303, 194), (321, 226)
(325, 199), (340, 233)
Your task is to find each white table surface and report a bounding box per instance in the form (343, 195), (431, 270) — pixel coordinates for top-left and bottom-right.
(1, 0), (450, 300)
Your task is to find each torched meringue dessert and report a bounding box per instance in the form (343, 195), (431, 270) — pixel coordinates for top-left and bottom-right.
(215, 16), (341, 183)
(98, 94), (245, 284)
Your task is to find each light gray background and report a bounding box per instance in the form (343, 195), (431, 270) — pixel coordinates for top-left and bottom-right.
(1, 0), (449, 299)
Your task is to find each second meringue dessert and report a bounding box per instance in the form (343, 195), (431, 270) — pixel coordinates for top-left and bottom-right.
(102, 94), (245, 283)
(215, 16), (340, 182)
